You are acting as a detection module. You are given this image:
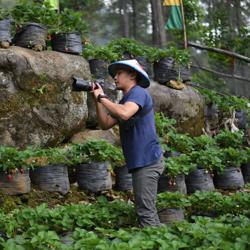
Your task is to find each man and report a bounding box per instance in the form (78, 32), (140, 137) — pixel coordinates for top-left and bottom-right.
(92, 59), (164, 227)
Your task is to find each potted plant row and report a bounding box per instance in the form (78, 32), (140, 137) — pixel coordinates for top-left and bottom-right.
(156, 112), (249, 193)
(10, 1), (88, 54)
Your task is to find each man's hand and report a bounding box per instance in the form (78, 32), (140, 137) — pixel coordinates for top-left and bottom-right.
(92, 82), (104, 101)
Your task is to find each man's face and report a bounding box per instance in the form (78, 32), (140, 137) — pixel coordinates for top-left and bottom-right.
(114, 69), (136, 90)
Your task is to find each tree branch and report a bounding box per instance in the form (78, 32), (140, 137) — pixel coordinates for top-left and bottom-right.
(191, 65), (250, 82)
(188, 42), (250, 63)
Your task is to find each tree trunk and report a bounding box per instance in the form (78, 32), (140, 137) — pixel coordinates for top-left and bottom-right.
(150, 0), (166, 47)
(119, 0), (130, 37)
(131, 0), (137, 39)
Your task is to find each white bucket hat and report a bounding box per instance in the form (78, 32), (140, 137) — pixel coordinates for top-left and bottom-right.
(108, 59), (150, 88)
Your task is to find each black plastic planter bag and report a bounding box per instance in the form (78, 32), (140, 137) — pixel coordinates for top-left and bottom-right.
(214, 167), (244, 190)
(0, 19), (11, 42)
(241, 163), (250, 183)
(12, 23), (47, 49)
(235, 110), (247, 129)
(114, 165), (132, 191)
(158, 174), (187, 194)
(0, 170), (30, 195)
(185, 168), (215, 194)
(76, 162), (112, 193)
(158, 208), (184, 224)
(30, 164), (70, 195)
(89, 59), (108, 79)
(68, 166), (76, 184)
(135, 56), (153, 78)
(51, 32), (82, 55)
(154, 57), (191, 84)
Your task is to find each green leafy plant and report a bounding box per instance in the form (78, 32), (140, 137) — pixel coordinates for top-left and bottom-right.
(190, 148), (223, 172)
(107, 38), (149, 59)
(82, 43), (119, 62)
(220, 147), (248, 169)
(0, 147), (28, 177)
(22, 147), (69, 168)
(147, 46), (190, 66)
(0, 8), (10, 20)
(215, 129), (244, 148)
(155, 112), (177, 138)
(167, 131), (194, 154)
(192, 134), (217, 150)
(11, 0), (58, 28)
(52, 8), (88, 34)
(164, 154), (196, 177)
(68, 140), (124, 168)
(157, 192), (190, 209)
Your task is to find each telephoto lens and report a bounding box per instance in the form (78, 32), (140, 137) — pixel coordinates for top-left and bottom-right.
(72, 77), (92, 91)
(72, 77), (106, 92)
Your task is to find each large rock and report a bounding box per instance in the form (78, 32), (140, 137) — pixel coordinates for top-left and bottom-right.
(149, 81), (204, 136)
(70, 128), (119, 145)
(0, 46), (90, 148)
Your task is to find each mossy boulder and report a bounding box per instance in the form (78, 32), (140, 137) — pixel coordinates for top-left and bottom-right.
(149, 81), (204, 136)
(0, 46), (90, 148)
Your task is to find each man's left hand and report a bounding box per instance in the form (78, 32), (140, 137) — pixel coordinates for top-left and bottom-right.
(92, 82), (104, 100)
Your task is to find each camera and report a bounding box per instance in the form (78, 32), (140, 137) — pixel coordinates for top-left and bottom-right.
(72, 76), (105, 92)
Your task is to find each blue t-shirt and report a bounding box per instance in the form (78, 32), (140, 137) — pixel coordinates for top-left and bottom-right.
(118, 85), (162, 172)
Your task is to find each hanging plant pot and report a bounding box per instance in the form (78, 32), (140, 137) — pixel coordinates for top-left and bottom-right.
(30, 164), (70, 195)
(0, 169), (30, 195)
(158, 208), (184, 224)
(185, 168), (215, 194)
(135, 56), (153, 78)
(114, 165), (132, 191)
(158, 174), (187, 194)
(214, 167), (244, 190)
(88, 59), (108, 79)
(12, 23), (47, 51)
(153, 57), (191, 84)
(51, 32), (82, 55)
(0, 19), (11, 48)
(76, 162), (112, 193)
(241, 163), (250, 183)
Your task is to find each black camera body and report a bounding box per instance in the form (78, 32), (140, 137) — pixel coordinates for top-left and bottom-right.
(72, 76), (105, 92)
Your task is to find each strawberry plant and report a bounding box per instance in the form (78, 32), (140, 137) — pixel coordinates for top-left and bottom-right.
(220, 147), (248, 169)
(22, 147), (69, 168)
(11, 0), (58, 28)
(0, 146), (28, 175)
(215, 129), (244, 148)
(53, 8), (88, 34)
(107, 38), (149, 59)
(68, 140), (124, 168)
(164, 154), (196, 177)
(0, 8), (10, 20)
(190, 148), (223, 172)
(167, 131), (194, 154)
(83, 43), (119, 62)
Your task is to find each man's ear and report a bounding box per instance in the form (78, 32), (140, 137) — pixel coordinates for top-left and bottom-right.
(129, 72), (137, 81)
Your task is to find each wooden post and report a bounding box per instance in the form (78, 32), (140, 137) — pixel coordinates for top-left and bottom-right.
(180, 0), (187, 49)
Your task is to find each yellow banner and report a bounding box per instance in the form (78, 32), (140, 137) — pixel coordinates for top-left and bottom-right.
(163, 0), (180, 6)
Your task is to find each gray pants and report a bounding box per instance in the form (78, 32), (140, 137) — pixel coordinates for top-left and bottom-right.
(132, 158), (164, 228)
